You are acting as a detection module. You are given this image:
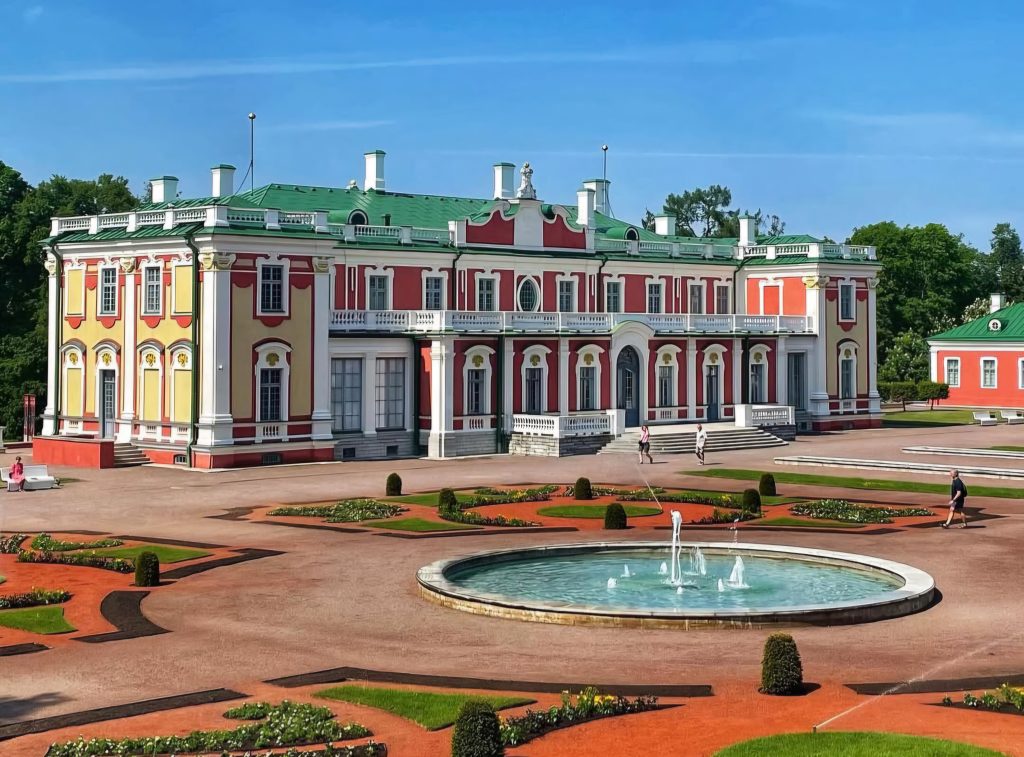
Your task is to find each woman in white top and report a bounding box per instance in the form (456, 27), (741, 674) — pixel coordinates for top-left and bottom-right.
(638, 425), (653, 464)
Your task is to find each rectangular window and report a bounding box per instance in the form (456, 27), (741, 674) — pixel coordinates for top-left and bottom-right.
(143, 267), (161, 315)
(524, 367), (543, 413)
(839, 283), (855, 321)
(579, 366), (596, 410)
(840, 359), (855, 399)
(647, 282), (662, 313)
(259, 368), (282, 421)
(331, 358), (362, 432)
(424, 276), (444, 310)
(467, 368), (486, 415)
(368, 275), (389, 311)
(982, 358), (997, 388)
(375, 357), (405, 429)
(558, 280), (575, 313)
(658, 365), (674, 407)
(260, 265), (284, 313)
(715, 285), (730, 314)
(605, 281), (621, 313)
(750, 363), (766, 403)
(99, 268), (117, 315)
(1019, 359), (1024, 390)
(477, 278), (495, 311)
(945, 358), (960, 388)
(688, 283), (704, 314)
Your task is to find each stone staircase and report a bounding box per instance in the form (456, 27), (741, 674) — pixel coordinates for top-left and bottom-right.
(113, 443), (150, 468)
(598, 427), (788, 455)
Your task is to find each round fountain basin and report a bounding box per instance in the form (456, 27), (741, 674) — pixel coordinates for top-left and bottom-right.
(417, 542), (935, 628)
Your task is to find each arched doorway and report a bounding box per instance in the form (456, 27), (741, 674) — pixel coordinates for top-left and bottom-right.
(616, 346), (642, 427)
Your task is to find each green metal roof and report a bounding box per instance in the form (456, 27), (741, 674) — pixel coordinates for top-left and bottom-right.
(57, 223), (204, 243)
(930, 302), (1024, 341)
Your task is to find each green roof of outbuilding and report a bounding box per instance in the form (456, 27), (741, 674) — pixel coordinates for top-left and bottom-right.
(930, 302), (1024, 341)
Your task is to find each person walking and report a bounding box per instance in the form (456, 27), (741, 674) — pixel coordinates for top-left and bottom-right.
(942, 468), (968, 529)
(694, 423), (708, 465)
(638, 425), (654, 465)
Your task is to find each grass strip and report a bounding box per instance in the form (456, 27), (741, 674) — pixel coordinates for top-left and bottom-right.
(364, 517), (479, 532)
(881, 409), (978, 427)
(84, 545), (211, 564)
(317, 685), (533, 730)
(537, 505), (662, 519)
(991, 445), (1024, 452)
(0, 606), (75, 634)
(714, 732), (1005, 756)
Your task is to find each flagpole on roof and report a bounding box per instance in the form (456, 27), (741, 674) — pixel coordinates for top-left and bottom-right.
(248, 112), (256, 192)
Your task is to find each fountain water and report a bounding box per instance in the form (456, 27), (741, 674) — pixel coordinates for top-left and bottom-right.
(622, 565), (631, 578)
(690, 546), (707, 576)
(659, 562), (668, 576)
(676, 586), (684, 595)
(727, 556), (747, 588)
(717, 578), (725, 592)
(669, 511), (683, 585)
(607, 578), (617, 589)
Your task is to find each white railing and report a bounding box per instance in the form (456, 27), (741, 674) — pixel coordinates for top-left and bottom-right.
(136, 211), (165, 225)
(171, 424), (190, 442)
(735, 404), (796, 428)
(173, 208), (206, 223)
(99, 214), (130, 229)
(256, 423), (283, 442)
(512, 413), (612, 438)
(280, 212), (315, 225)
(411, 227), (451, 243)
(354, 225), (402, 241)
(459, 415), (491, 431)
(63, 419), (82, 435)
(227, 209), (266, 224)
(738, 242), (876, 261)
(140, 423), (161, 440)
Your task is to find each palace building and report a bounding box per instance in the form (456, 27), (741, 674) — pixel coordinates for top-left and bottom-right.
(34, 152), (881, 469)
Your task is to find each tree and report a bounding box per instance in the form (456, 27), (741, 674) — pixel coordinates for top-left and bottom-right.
(990, 223), (1024, 301)
(662, 185), (733, 237)
(960, 296), (998, 324)
(878, 331), (930, 383)
(641, 208), (656, 231)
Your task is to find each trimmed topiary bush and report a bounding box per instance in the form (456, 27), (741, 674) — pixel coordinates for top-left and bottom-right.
(386, 472), (403, 496)
(451, 700), (503, 757)
(760, 633), (804, 695)
(438, 488), (460, 515)
(741, 488), (761, 514)
(758, 473), (777, 497)
(134, 551), (160, 587)
(574, 477), (593, 501)
(604, 502), (628, 530)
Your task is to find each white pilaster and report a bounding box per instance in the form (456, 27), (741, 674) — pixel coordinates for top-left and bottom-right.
(117, 261), (138, 441)
(866, 278), (881, 413)
(503, 338), (514, 432)
(806, 276), (831, 418)
(731, 339), (743, 409)
(311, 258), (333, 440)
(686, 337), (697, 420)
(197, 252), (235, 446)
(427, 337), (455, 458)
(775, 336), (788, 406)
(42, 253), (59, 435)
(362, 350), (379, 437)
(558, 339), (570, 415)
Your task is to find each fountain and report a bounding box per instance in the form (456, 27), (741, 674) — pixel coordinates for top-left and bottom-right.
(659, 562), (668, 576)
(607, 578), (617, 589)
(690, 546), (707, 576)
(727, 556), (747, 588)
(668, 511), (684, 585)
(676, 586), (684, 595)
(622, 565), (631, 578)
(717, 578), (725, 592)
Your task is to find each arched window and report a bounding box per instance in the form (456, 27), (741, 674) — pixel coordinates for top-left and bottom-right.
(254, 342), (292, 435)
(463, 345), (495, 417)
(656, 345), (682, 409)
(576, 344), (605, 411)
(624, 227), (640, 241)
(838, 342), (858, 400)
(521, 345), (551, 413)
(517, 277), (540, 312)
(348, 210), (368, 226)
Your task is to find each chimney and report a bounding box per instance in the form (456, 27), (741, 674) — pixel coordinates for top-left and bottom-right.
(582, 179), (610, 215)
(363, 150), (385, 191)
(991, 293), (1006, 313)
(150, 176), (179, 204)
(576, 187), (596, 228)
(654, 214), (676, 236)
(493, 162), (515, 199)
(738, 215), (756, 247)
(211, 164), (236, 198)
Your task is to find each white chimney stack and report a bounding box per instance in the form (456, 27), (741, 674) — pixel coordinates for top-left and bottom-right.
(493, 162), (515, 200)
(576, 187), (596, 228)
(991, 293), (1007, 313)
(582, 179), (610, 215)
(150, 176), (179, 204)
(654, 214), (676, 236)
(211, 164), (236, 198)
(738, 215), (756, 247)
(363, 150), (386, 191)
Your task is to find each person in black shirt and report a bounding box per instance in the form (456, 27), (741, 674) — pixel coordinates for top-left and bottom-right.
(942, 469), (968, 529)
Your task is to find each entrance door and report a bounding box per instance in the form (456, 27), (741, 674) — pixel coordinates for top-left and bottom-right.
(787, 353), (806, 410)
(706, 365), (720, 421)
(616, 346), (641, 427)
(100, 370), (117, 439)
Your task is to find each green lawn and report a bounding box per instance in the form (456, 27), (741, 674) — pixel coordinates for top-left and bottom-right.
(715, 732), (1005, 756)
(365, 517), (480, 532)
(991, 445), (1024, 452)
(84, 545), (211, 564)
(756, 517), (864, 529)
(0, 606), (75, 634)
(316, 685), (534, 730)
(537, 504), (662, 518)
(882, 409), (979, 427)
(687, 468), (1024, 500)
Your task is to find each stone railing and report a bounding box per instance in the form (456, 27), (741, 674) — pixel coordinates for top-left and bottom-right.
(737, 243), (875, 261)
(734, 404), (796, 428)
(511, 412), (612, 438)
(256, 423), (283, 443)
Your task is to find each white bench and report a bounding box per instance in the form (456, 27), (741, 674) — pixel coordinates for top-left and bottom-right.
(973, 411), (998, 426)
(0, 464), (57, 492)
(1000, 410), (1024, 425)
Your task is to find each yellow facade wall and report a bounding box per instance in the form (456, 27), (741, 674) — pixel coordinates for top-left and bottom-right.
(65, 367), (83, 416)
(66, 268), (84, 315)
(172, 265), (192, 314)
(172, 370), (191, 423)
(824, 289), (869, 396)
(141, 369), (161, 421)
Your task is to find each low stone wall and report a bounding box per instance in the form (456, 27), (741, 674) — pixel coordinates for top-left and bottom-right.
(508, 433), (612, 457)
(760, 423), (797, 441)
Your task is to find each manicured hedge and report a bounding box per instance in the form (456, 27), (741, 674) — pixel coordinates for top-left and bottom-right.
(451, 700), (503, 757)
(574, 477), (593, 501)
(386, 473), (402, 496)
(134, 551), (160, 587)
(741, 489), (761, 513)
(604, 503), (628, 529)
(758, 473), (777, 497)
(760, 633), (804, 695)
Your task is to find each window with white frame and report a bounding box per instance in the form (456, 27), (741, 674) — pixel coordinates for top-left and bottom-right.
(1019, 358), (1024, 390)
(259, 264), (284, 313)
(424, 276), (444, 310)
(945, 358), (960, 387)
(517, 278), (538, 312)
(840, 358), (855, 399)
(839, 282), (855, 321)
(477, 277), (496, 311)
(99, 268), (117, 315)
(749, 360), (767, 403)
(605, 281), (622, 313)
(558, 279), (575, 313)
(259, 368), (283, 421)
(467, 368), (487, 415)
(368, 275), (390, 310)
(715, 284), (730, 314)
(688, 282), (705, 314)
(657, 365), (674, 407)
(375, 357), (405, 429)
(578, 366), (597, 410)
(647, 282), (663, 313)
(982, 358), (997, 388)
(331, 358), (362, 432)
(142, 267), (161, 315)
(524, 367), (543, 412)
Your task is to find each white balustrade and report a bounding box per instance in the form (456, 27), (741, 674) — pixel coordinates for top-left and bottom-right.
(256, 423), (283, 442)
(99, 214), (130, 229)
(735, 404), (795, 428)
(511, 413), (611, 438)
(279, 212), (315, 225)
(137, 211), (166, 226)
(58, 217), (91, 231)
(227, 209), (266, 224)
(511, 414), (558, 436)
(354, 225), (402, 241)
(173, 208), (207, 223)
(460, 415), (490, 431)
(171, 424), (190, 442)
(411, 227), (451, 243)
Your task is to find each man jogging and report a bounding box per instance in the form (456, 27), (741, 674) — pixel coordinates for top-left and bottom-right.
(942, 469), (968, 529)
(694, 424), (708, 465)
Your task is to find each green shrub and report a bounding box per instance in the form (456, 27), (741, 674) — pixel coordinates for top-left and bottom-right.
(760, 633), (804, 695)
(758, 473), (776, 497)
(574, 477), (593, 501)
(741, 488), (761, 513)
(438, 488), (461, 515)
(134, 551), (160, 587)
(385, 473), (402, 496)
(451, 700), (503, 757)
(604, 502), (628, 530)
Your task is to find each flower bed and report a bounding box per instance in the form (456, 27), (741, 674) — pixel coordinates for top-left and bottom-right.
(500, 688), (659, 747)
(269, 500), (406, 522)
(789, 500), (933, 524)
(440, 511), (539, 528)
(464, 485), (559, 506)
(31, 534), (124, 552)
(0, 588), (70, 610)
(0, 534), (27, 554)
(44, 701), (373, 756)
(692, 508), (760, 525)
(943, 684), (1024, 715)
(17, 550), (134, 573)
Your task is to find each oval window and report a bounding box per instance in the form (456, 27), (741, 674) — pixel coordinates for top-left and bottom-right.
(518, 279), (539, 311)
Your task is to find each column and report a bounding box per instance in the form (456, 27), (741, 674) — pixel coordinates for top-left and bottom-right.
(362, 348), (378, 438)
(558, 338), (570, 415)
(197, 252), (235, 446)
(117, 260), (137, 442)
(731, 338), (743, 413)
(311, 257), (333, 440)
(42, 253), (59, 435)
(428, 337), (455, 458)
(806, 275), (831, 419)
(866, 277), (881, 413)
(503, 338), (514, 432)
(775, 336), (788, 407)
(686, 337), (697, 420)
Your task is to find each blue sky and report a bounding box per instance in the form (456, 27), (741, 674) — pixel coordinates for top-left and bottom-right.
(1, 0), (1023, 247)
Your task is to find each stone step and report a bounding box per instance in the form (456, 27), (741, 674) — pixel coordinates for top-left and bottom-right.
(112, 443), (149, 467)
(773, 455), (1024, 481)
(599, 428), (787, 455)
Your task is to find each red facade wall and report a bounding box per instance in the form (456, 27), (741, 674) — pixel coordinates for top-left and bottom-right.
(465, 211), (515, 245)
(937, 349), (1024, 408)
(542, 216), (586, 249)
(32, 436), (115, 469)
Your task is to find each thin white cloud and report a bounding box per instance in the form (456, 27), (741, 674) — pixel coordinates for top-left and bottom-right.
(808, 109), (1024, 148)
(263, 120), (395, 133)
(22, 4), (43, 22)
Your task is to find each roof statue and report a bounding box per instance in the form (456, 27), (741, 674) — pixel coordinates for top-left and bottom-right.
(517, 162), (536, 200)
